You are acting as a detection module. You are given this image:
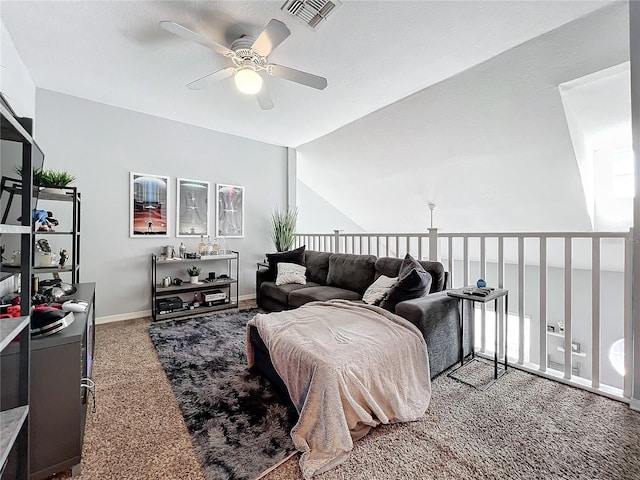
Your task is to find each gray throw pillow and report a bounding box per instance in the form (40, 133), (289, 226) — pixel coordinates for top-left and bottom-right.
(380, 254), (432, 313)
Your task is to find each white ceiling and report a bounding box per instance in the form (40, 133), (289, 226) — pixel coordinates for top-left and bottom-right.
(0, 0), (612, 147)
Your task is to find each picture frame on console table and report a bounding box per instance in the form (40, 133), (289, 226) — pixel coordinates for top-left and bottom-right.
(176, 178), (210, 237)
(216, 183), (244, 238)
(130, 172), (170, 237)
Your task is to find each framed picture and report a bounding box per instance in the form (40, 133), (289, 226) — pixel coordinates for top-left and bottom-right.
(176, 178), (210, 237)
(130, 172), (169, 237)
(216, 183), (244, 238)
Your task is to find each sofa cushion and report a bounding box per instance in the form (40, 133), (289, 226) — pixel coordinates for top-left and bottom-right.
(266, 245), (306, 281)
(380, 254), (432, 312)
(260, 281), (319, 306)
(304, 250), (332, 285)
(375, 256), (445, 293)
(326, 253), (377, 294)
(288, 286), (362, 308)
(275, 262), (307, 286)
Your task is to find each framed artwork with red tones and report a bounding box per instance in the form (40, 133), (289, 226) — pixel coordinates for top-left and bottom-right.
(130, 172), (169, 237)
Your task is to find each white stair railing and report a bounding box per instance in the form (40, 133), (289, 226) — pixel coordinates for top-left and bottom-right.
(294, 229), (633, 403)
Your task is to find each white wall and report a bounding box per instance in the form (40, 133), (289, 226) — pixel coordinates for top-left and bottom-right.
(296, 3), (629, 234)
(35, 89), (288, 318)
(296, 180), (365, 233)
(0, 18), (34, 119)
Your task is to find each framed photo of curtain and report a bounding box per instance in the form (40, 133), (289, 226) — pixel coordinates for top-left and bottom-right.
(176, 178), (210, 237)
(215, 183), (244, 238)
(130, 172), (169, 237)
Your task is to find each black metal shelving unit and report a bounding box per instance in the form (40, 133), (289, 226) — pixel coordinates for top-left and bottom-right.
(0, 97), (33, 480)
(1, 180), (81, 284)
(151, 251), (240, 321)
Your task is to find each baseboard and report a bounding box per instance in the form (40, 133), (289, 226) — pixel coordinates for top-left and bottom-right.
(96, 295), (256, 325)
(630, 398), (640, 412)
(96, 310), (151, 325)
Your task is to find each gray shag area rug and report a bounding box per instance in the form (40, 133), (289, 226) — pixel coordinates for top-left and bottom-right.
(149, 309), (297, 480)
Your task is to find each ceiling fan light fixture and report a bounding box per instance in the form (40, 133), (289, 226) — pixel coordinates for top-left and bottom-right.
(234, 67), (263, 95)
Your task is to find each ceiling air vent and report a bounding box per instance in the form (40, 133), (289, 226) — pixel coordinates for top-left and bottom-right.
(282, 0), (341, 30)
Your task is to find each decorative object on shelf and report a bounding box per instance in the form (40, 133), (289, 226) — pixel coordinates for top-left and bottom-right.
(12, 250), (21, 266)
(35, 238), (57, 266)
(571, 342), (581, 353)
(270, 206), (298, 252)
(557, 320), (565, 333)
(187, 265), (202, 284)
(130, 172), (169, 237)
(58, 249), (68, 268)
(476, 278), (487, 288)
(172, 277), (183, 286)
(179, 242), (186, 259)
(161, 276), (172, 287)
(160, 245), (175, 259)
(547, 324), (555, 332)
(216, 184), (244, 238)
(206, 236), (214, 255)
(33, 209), (59, 231)
(176, 178), (210, 237)
(198, 235), (207, 256)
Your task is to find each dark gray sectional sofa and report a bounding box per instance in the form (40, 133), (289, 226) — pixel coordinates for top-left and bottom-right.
(255, 250), (470, 379)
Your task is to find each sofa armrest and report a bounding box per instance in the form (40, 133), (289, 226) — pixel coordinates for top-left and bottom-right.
(395, 292), (471, 378)
(256, 267), (272, 307)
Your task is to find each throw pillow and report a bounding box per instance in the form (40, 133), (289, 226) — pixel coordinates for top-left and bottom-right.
(266, 245), (306, 281)
(362, 275), (398, 305)
(275, 262), (307, 286)
(380, 254), (432, 313)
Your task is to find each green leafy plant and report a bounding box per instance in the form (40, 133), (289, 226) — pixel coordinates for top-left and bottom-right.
(270, 206), (298, 252)
(39, 169), (76, 187)
(13, 167), (76, 187)
(187, 265), (201, 277)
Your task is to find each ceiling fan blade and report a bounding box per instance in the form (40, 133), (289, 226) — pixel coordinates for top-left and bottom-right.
(269, 64), (328, 90)
(256, 83), (274, 110)
(187, 68), (235, 90)
(159, 21), (234, 57)
(251, 19), (291, 57)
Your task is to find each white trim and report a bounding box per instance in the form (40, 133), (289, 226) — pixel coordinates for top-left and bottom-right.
(96, 310), (151, 325)
(630, 399), (640, 412)
(96, 294), (257, 325)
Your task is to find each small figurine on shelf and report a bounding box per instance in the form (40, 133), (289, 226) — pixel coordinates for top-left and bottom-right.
(59, 249), (68, 268)
(179, 242), (186, 259)
(32, 209), (59, 231)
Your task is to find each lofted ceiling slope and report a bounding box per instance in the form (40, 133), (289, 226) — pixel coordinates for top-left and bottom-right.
(0, 0), (612, 147)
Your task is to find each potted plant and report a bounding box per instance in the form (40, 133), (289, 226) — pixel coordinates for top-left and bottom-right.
(14, 167), (76, 190)
(270, 206), (298, 252)
(187, 265), (202, 284)
(39, 169), (76, 188)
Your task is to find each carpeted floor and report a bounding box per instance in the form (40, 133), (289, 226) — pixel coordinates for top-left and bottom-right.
(49, 304), (640, 480)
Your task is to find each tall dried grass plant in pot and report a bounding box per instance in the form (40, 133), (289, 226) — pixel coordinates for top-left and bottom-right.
(270, 206), (298, 252)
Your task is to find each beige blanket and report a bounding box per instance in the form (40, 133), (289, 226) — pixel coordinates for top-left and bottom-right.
(247, 299), (431, 478)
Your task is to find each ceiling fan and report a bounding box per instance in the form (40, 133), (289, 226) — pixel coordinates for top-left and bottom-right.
(159, 19), (328, 110)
